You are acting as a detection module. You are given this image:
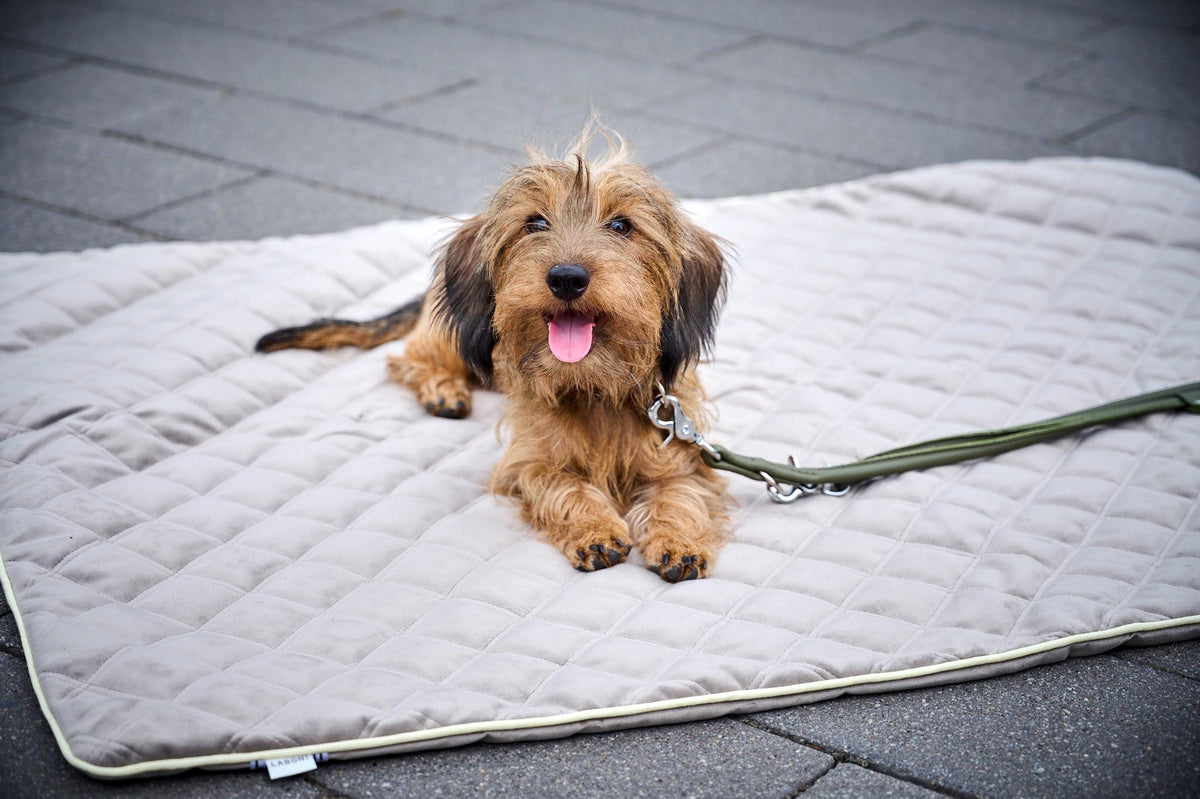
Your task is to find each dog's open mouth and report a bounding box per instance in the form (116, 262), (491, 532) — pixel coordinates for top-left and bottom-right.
(546, 309), (599, 363)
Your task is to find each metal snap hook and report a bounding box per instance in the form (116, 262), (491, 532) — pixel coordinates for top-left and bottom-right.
(760, 470), (811, 503)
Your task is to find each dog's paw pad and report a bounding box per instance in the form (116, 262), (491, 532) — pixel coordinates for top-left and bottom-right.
(572, 539), (631, 572)
(417, 382), (471, 419)
(648, 552), (708, 582)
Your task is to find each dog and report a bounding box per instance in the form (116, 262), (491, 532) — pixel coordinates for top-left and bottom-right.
(256, 133), (731, 582)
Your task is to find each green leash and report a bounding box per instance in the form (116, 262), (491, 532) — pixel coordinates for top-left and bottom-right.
(649, 381), (1200, 503)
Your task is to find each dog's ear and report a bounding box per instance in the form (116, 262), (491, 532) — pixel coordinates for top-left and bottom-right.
(436, 215), (496, 383)
(659, 224), (727, 388)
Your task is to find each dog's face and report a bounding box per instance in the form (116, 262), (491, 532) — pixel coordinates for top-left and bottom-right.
(437, 146), (727, 406)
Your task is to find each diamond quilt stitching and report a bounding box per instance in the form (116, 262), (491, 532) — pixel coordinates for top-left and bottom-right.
(1, 159), (1198, 774)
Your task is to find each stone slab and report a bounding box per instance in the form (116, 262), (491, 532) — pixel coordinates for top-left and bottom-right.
(0, 119), (254, 220)
(749, 654), (1200, 799)
(129, 176), (415, 242)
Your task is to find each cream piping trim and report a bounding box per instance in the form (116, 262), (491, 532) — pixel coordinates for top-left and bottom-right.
(3, 553), (1197, 779)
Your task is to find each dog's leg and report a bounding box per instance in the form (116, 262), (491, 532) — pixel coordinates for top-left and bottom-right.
(495, 461), (632, 572)
(628, 469), (728, 582)
(386, 307), (474, 419)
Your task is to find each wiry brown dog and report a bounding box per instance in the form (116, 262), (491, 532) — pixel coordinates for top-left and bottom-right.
(257, 135), (731, 581)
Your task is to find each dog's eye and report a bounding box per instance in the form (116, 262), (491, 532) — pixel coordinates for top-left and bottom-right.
(524, 215), (550, 234)
(607, 218), (633, 237)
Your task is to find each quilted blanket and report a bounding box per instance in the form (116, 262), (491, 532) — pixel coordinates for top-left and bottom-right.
(1, 158), (1198, 779)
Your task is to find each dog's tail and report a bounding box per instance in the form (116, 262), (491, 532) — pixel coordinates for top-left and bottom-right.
(255, 295), (424, 353)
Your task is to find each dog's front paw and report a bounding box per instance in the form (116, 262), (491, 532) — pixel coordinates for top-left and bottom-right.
(568, 534), (632, 573)
(643, 544), (711, 582)
(417, 378), (472, 418)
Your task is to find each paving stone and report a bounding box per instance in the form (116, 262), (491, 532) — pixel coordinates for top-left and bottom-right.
(653, 139), (879, 199)
(803, 763), (949, 798)
(697, 38), (1126, 140)
(0, 609), (21, 657)
(378, 82), (726, 167)
(314, 13), (714, 108)
(0, 45), (69, 82)
(1116, 638), (1200, 682)
(0, 2), (1197, 798)
(312, 719), (832, 799)
(1076, 22), (1200, 72)
(1040, 0), (1200, 29)
(0, 0), (78, 31)
(0, 196), (152, 253)
(468, 0), (755, 62)
(1070, 110), (1200, 173)
(790, 0), (1107, 43)
(649, 82), (1070, 170)
(593, 0), (904, 49)
(1038, 58), (1199, 122)
(749, 653), (1200, 799)
(9, 4), (468, 114)
(0, 654), (325, 799)
(0, 119), (254, 220)
(102, 0), (383, 38)
(129, 176), (414, 242)
(344, 0), (513, 14)
(0, 62), (222, 129)
(116, 93), (509, 214)
(862, 22), (1088, 83)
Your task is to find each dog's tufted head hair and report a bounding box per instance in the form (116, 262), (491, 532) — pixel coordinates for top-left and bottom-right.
(434, 131), (728, 407)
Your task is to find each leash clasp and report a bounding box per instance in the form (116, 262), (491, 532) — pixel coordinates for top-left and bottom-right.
(760, 456), (851, 504)
(649, 386), (720, 460)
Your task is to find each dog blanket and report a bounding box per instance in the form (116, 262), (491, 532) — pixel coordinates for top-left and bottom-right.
(1, 158), (1197, 778)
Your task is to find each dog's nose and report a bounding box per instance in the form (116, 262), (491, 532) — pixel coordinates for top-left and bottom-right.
(546, 263), (590, 301)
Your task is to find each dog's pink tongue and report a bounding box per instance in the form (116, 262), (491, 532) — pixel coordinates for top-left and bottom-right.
(547, 310), (595, 363)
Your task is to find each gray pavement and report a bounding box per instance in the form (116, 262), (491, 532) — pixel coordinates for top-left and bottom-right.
(1, 0), (1198, 796)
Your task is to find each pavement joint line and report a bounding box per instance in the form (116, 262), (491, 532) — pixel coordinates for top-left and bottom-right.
(15, 90), (458, 216)
(302, 770), (357, 799)
(845, 19), (930, 53)
(681, 62), (1104, 146)
(1, 11), (466, 99)
(98, 129), (447, 218)
(0, 637), (22, 659)
(1053, 106), (1138, 146)
(0, 37), (244, 93)
(361, 78), (479, 118)
(59, 0), (1116, 150)
(736, 716), (982, 799)
(423, 11), (748, 74)
(443, 0), (530, 23)
(0, 51), (83, 86)
(118, 172), (268, 225)
(630, 99), (892, 172)
(1112, 650), (1200, 683)
(0, 187), (173, 243)
(1063, 16), (1126, 44)
(0, 41), (530, 164)
(784, 755), (836, 798)
(930, 19), (1099, 53)
(568, 0), (781, 41)
(645, 134), (739, 172)
(688, 32), (770, 66)
(82, 0), (409, 58)
(0, 39), (500, 143)
(78, 0), (305, 47)
(1025, 52), (1099, 89)
(283, 6), (418, 43)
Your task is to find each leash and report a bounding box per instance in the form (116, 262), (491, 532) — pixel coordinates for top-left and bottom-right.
(649, 381), (1200, 504)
